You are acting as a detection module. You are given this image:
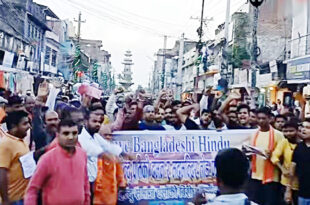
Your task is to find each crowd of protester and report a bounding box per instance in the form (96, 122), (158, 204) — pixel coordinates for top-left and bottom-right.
(0, 82), (309, 205)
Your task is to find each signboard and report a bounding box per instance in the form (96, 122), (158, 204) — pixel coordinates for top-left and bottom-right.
(269, 60), (277, 73)
(287, 56), (310, 81)
(239, 69), (248, 84)
(256, 73), (272, 87)
(234, 68), (239, 84)
(113, 130), (256, 204)
(2, 51), (14, 68)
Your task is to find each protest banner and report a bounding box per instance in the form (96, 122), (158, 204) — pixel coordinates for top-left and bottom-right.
(113, 129), (256, 205)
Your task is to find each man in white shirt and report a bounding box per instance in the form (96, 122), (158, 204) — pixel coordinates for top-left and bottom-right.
(78, 109), (125, 203)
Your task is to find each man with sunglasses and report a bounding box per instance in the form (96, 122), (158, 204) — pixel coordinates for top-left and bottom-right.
(24, 120), (90, 205)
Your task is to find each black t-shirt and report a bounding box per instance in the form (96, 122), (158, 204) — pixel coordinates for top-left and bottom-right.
(227, 121), (257, 130)
(184, 117), (200, 130)
(227, 122), (244, 129)
(138, 122), (165, 130)
(292, 142), (310, 198)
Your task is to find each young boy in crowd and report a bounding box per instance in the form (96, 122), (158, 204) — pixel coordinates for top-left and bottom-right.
(94, 125), (126, 205)
(271, 121), (299, 205)
(273, 115), (287, 132)
(290, 118), (310, 205)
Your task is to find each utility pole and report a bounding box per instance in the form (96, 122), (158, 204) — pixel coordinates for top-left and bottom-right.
(224, 0), (231, 43)
(161, 35), (168, 89)
(251, 7), (259, 88)
(249, 0), (264, 88)
(176, 33), (185, 100)
(195, 0), (206, 90)
(74, 11), (86, 43)
(221, 0), (231, 80)
(199, 0), (205, 42)
(73, 11), (86, 82)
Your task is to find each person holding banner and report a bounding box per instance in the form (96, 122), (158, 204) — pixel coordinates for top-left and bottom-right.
(93, 125), (126, 205)
(177, 104), (213, 130)
(138, 105), (165, 130)
(155, 107), (165, 124)
(163, 105), (187, 130)
(78, 109), (127, 203)
(247, 107), (284, 205)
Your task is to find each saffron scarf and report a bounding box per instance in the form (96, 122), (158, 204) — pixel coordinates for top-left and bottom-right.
(251, 126), (275, 184)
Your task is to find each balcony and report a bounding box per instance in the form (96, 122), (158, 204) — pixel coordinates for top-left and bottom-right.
(29, 4), (46, 23)
(288, 34), (310, 59)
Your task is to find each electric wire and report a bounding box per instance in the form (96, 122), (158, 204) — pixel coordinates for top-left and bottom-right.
(63, 0), (177, 38)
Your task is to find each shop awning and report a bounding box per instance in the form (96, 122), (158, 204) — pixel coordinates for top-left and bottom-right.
(229, 83), (250, 88)
(0, 66), (29, 74)
(287, 79), (310, 84)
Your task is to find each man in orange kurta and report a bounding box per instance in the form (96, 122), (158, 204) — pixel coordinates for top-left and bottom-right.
(93, 125), (126, 205)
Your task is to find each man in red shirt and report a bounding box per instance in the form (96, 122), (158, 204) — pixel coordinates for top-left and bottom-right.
(24, 120), (90, 205)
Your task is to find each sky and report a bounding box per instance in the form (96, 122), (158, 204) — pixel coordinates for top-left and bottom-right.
(34, 0), (246, 89)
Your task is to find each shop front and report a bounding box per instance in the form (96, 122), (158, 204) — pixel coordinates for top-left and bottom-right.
(0, 66), (34, 95)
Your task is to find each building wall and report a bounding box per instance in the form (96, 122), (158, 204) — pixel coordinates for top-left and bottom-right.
(181, 47), (197, 92)
(44, 39), (59, 74)
(0, 0), (51, 73)
(253, 0), (292, 63)
(290, 0), (309, 58)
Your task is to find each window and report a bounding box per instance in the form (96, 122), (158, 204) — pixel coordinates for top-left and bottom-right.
(31, 25), (34, 38)
(0, 50), (4, 65)
(28, 24), (31, 37)
(12, 54), (18, 68)
(51, 50), (57, 67)
(33, 46), (37, 59)
(34, 28), (37, 39)
(4, 36), (9, 50)
(45, 46), (51, 65)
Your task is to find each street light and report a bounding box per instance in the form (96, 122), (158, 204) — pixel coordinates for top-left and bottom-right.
(249, 0), (264, 7)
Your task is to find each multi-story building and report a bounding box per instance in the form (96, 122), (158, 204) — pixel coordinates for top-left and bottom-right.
(196, 1), (291, 106)
(13, 0), (59, 73)
(44, 20), (63, 75)
(0, 0), (58, 73)
(0, 0), (60, 94)
(44, 20), (76, 80)
(284, 0), (310, 116)
(252, 0), (292, 106)
(0, 2), (30, 71)
(285, 0), (310, 84)
(78, 38), (112, 90)
(151, 40), (196, 96)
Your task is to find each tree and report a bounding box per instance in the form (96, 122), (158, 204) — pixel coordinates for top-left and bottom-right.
(100, 71), (108, 91)
(226, 45), (250, 68)
(72, 44), (81, 83)
(92, 61), (99, 83)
